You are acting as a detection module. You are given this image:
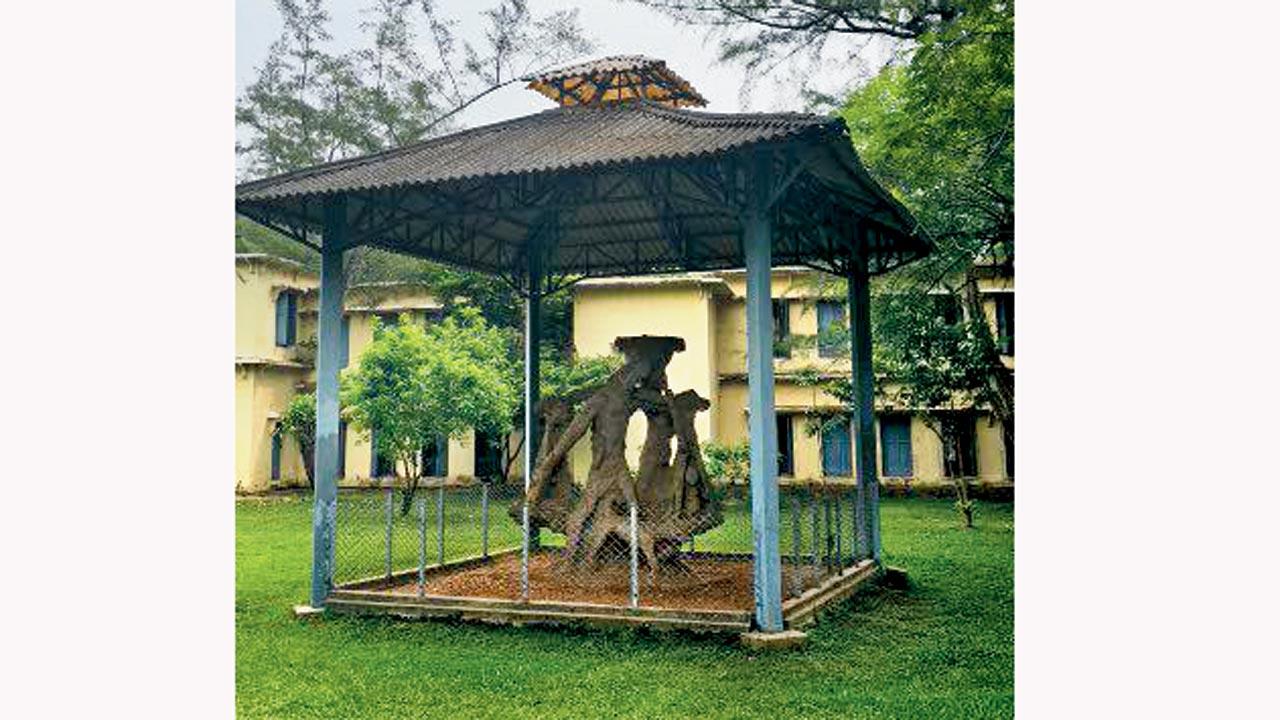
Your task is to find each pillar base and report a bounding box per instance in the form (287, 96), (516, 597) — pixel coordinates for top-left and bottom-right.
(883, 565), (909, 590)
(740, 629), (808, 651)
(293, 605), (326, 619)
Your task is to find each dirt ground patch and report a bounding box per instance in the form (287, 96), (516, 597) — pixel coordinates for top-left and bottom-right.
(381, 551), (831, 611)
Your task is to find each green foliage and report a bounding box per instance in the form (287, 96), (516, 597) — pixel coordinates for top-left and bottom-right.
(539, 350), (622, 404)
(278, 393), (318, 486)
(627, 1), (967, 107)
(235, 216), (319, 270)
(340, 307), (519, 487)
(236, 0), (594, 178)
(839, 2), (1013, 257)
(279, 393), (317, 448)
(702, 441), (750, 485)
(813, 2), (1014, 447)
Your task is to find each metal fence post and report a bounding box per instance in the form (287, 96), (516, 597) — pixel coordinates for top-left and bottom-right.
(384, 484), (394, 581)
(850, 484), (860, 562)
(629, 501), (639, 609)
(834, 490), (843, 569)
(436, 484), (445, 566)
(481, 481), (490, 560)
(824, 493), (834, 572)
(520, 501), (530, 602)
(790, 491), (802, 597)
(417, 496), (426, 597)
(810, 490), (820, 572)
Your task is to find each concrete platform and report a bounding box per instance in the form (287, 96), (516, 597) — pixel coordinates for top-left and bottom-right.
(740, 629), (808, 650)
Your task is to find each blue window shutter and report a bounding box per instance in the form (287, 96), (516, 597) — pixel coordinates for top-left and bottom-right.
(817, 301), (845, 358)
(286, 292), (297, 345)
(275, 292), (288, 346)
(880, 416), (913, 477)
(822, 418), (852, 476)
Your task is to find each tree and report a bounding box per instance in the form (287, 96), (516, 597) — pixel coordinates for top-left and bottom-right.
(237, 2), (596, 446)
(702, 441), (750, 498)
(340, 307), (520, 513)
(279, 393), (318, 487)
(658, 0), (1014, 501)
(623, 0), (970, 106)
(237, 0), (594, 178)
(836, 1), (1013, 453)
(495, 350), (624, 482)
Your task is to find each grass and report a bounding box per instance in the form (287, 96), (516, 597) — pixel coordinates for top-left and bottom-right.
(237, 495), (1013, 719)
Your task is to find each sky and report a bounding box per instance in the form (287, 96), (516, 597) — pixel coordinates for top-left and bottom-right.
(235, 0), (895, 134)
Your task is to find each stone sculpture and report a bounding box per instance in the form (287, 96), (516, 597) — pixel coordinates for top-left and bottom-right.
(526, 335), (722, 568)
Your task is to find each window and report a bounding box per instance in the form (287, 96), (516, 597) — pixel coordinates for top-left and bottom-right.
(880, 415), (913, 477)
(776, 414), (794, 476)
(274, 291), (298, 347)
(994, 294), (1014, 355)
(421, 435), (449, 477)
(931, 294), (960, 325)
(942, 414), (978, 478)
(817, 301), (845, 358)
(270, 425), (282, 482)
(474, 431), (504, 481)
(373, 312), (400, 336)
(1003, 427), (1014, 479)
(338, 315), (350, 369)
(371, 427), (396, 478)
(772, 299), (791, 358)
(821, 416), (852, 476)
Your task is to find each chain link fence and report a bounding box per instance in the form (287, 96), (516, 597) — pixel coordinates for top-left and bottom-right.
(332, 478), (869, 612)
(333, 479), (524, 589)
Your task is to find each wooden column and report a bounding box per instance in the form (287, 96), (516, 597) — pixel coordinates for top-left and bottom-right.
(744, 156), (783, 632)
(310, 195), (346, 608)
(847, 241), (882, 562)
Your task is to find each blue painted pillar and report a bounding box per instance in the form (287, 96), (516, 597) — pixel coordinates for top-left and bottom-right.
(847, 245), (882, 562)
(744, 158), (784, 632)
(520, 228), (543, 600)
(310, 196), (346, 608)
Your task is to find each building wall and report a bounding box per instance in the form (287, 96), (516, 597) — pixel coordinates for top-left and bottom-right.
(571, 266), (1014, 488)
(237, 257), (490, 492)
(234, 256), (317, 363)
(235, 363), (310, 492)
(236, 256), (1012, 492)
(572, 280), (721, 469)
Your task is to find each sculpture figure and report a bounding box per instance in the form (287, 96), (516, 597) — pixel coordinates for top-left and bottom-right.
(527, 335), (722, 568)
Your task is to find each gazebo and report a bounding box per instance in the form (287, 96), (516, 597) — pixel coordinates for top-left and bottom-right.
(236, 56), (929, 638)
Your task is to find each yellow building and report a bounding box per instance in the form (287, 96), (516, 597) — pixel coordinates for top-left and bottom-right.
(570, 264), (1014, 489)
(234, 254), (496, 492)
(237, 252), (1012, 493)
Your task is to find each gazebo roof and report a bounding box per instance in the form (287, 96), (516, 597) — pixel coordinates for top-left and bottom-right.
(236, 99), (928, 282)
(525, 55), (708, 108)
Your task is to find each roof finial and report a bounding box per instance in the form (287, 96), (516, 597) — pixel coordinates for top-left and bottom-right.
(526, 55), (707, 108)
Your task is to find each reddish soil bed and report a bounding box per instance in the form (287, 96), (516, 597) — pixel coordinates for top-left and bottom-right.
(380, 552), (830, 612)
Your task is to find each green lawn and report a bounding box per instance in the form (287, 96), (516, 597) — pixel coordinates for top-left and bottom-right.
(237, 495), (1013, 719)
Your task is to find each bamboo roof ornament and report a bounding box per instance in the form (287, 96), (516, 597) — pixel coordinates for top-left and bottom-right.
(526, 55), (708, 108)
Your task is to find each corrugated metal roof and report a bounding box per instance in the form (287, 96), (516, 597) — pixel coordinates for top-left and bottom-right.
(237, 101), (836, 202)
(234, 100), (930, 280)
